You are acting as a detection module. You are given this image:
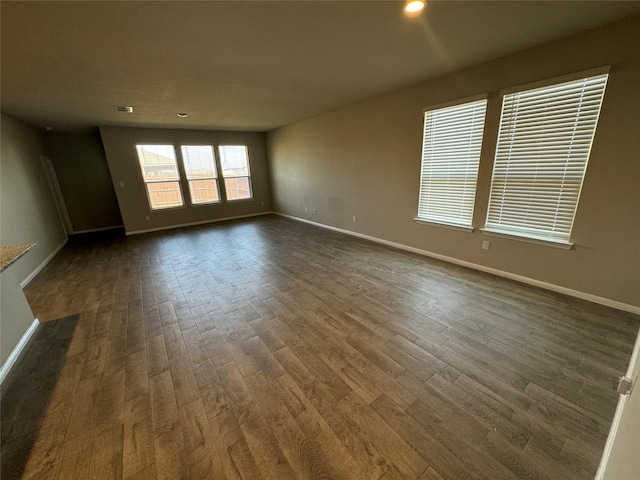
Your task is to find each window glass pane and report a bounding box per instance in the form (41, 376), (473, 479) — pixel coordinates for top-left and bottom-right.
(136, 144), (184, 209)
(218, 145), (252, 200)
(181, 145), (217, 179)
(146, 181), (183, 209)
(136, 145), (179, 182)
(224, 177), (251, 200)
(189, 179), (220, 204)
(219, 146), (249, 177)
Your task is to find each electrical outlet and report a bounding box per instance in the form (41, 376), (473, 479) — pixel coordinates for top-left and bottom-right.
(119, 181), (125, 187)
(313, 209), (316, 214)
(305, 207), (308, 213)
(145, 215), (150, 221)
(353, 215), (357, 223)
(482, 240), (490, 250)
(261, 201), (264, 206)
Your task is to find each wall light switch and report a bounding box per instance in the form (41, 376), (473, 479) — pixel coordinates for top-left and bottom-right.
(353, 216), (357, 223)
(482, 240), (490, 250)
(120, 181), (125, 187)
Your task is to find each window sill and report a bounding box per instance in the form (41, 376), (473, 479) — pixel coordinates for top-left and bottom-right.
(227, 197), (254, 203)
(149, 204), (186, 212)
(481, 229), (574, 250)
(414, 218), (474, 233)
(191, 201), (222, 207)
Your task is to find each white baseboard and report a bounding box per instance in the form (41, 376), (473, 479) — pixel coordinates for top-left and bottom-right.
(126, 211), (273, 236)
(275, 212), (640, 315)
(71, 224), (124, 235)
(0, 319), (39, 386)
(20, 237), (68, 288)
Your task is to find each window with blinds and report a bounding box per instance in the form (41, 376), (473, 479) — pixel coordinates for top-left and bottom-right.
(484, 72), (608, 244)
(181, 145), (221, 205)
(218, 145), (253, 201)
(416, 97), (487, 228)
(136, 144), (184, 210)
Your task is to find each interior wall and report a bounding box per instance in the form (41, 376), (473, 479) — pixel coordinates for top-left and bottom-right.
(99, 126), (272, 234)
(1, 269), (35, 365)
(0, 113), (67, 363)
(599, 327), (640, 478)
(267, 16), (640, 309)
(0, 114), (67, 283)
(44, 130), (123, 233)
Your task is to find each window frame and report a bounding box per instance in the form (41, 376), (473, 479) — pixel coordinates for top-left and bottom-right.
(135, 144), (185, 211)
(180, 145), (222, 206)
(482, 67), (610, 248)
(218, 145), (253, 202)
(414, 94), (488, 231)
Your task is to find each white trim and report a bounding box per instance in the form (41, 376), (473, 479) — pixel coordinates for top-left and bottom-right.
(481, 229), (573, 250)
(20, 238), (68, 288)
(0, 319), (39, 386)
(40, 156), (73, 235)
(414, 218), (474, 233)
(71, 225), (124, 235)
(275, 212), (640, 315)
(126, 211), (272, 236)
(422, 93), (488, 113)
(596, 326), (640, 479)
(499, 65), (611, 96)
(596, 395), (629, 480)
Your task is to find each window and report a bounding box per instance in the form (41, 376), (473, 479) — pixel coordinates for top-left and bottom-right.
(181, 145), (220, 205)
(218, 145), (252, 200)
(484, 71), (608, 245)
(136, 143), (253, 209)
(416, 97), (487, 228)
(136, 145), (184, 209)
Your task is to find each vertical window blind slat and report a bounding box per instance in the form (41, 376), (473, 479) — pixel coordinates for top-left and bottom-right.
(417, 98), (487, 227)
(484, 73), (608, 243)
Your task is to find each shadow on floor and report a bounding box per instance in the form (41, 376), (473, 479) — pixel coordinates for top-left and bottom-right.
(1, 314), (79, 480)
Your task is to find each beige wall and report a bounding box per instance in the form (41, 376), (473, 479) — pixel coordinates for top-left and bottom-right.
(100, 126), (272, 234)
(0, 114), (67, 282)
(45, 130), (123, 233)
(268, 16), (640, 308)
(1, 113), (67, 364)
(1, 269), (35, 364)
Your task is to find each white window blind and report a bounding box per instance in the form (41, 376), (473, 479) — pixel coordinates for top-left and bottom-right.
(485, 73), (608, 244)
(416, 98), (487, 228)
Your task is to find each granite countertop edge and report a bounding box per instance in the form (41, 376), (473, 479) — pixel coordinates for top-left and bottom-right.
(0, 243), (36, 274)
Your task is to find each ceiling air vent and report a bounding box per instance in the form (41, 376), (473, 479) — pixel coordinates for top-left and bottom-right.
(115, 105), (134, 113)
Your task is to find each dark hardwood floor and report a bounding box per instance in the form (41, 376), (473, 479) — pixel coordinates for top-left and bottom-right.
(12, 214), (639, 479)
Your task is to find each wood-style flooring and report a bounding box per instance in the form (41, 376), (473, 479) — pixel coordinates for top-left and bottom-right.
(13, 214), (640, 479)
(1, 314), (79, 480)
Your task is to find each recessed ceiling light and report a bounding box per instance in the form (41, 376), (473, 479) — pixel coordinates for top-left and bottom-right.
(177, 113), (188, 118)
(115, 105), (134, 113)
(403, 0), (425, 14)
(45, 126), (53, 131)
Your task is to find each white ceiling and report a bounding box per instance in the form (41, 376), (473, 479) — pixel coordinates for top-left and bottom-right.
(2, 1), (640, 133)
